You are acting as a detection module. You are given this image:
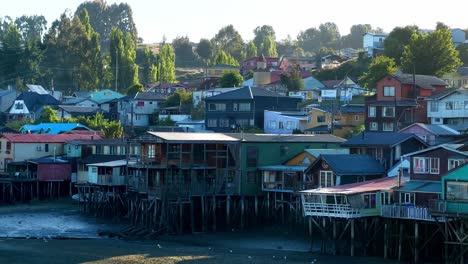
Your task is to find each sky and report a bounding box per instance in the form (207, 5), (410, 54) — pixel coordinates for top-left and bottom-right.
(2, 0), (467, 44)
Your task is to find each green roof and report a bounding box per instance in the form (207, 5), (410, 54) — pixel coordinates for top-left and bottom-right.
(443, 164), (468, 181)
(396, 180), (441, 194)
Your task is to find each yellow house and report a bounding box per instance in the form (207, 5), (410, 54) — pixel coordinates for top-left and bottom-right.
(206, 64), (239, 78)
(305, 104), (365, 138)
(442, 67), (468, 89)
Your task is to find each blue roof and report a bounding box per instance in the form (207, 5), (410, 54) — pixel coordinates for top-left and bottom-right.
(20, 123), (92, 134)
(320, 154), (386, 175)
(342, 132), (423, 147)
(395, 180), (441, 194)
(303, 76), (325, 90)
(89, 89), (124, 103)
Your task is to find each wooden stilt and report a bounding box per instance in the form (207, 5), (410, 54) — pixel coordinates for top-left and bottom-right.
(226, 195), (231, 230)
(333, 219), (337, 255)
(254, 195), (258, 224)
(201, 196), (206, 232)
(384, 221), (388, 259)
(351, 219), (355, 257)
(212, 195), (216, 232)
(190, 199), (195, 233)
(398, 221), (404, 261)
(266, 192), (270, 220)
(415, 221), (419, 264)
(240, 196), (245, 230)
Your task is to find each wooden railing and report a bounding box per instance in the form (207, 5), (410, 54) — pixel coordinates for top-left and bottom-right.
(302, 202), (361, 218)
(263, 181), (314, 192)
(381, 204), (434, 221)
(96, 175), (125, 186)
(429, 199), (468, 216)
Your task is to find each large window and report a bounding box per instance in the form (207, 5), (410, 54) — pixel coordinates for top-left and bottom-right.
(401, 192), (415, 204)
(317, 115), (326, 123)
(430, 102), (439, 112)
(363, 193), (377, 208)
(319, 171), (333, 187)
(413, 157), (440, 174)
(238, 103), (251, 111)
(448, 159), (466, 170)
(278, 121), (284, 129)
(246, 147), (258, 168)
(446, 181), (468, 200)
(368, 106), (376, 117)
(382, 107), (395, 117)
(207, 119), (217, 127)
(219, 119), (229, 128)
(208, 103), (226, 111)
(268, 120), (277, 129)
(147, 144), (155, 158)
(383, 86), (395, 96)
(383, 122), (394, 131)
(286, 121), (294, 130)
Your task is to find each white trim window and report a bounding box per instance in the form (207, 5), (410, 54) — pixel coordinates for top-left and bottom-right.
(382, 107), (395, 117)
(413, 157), (440, 174)
(368, 106), (376, 117)
(238, 103), (251, 111)
(319, 170), (334, 187)
(448, 159), (466, 171)
(208, 103), (226, 111)
(268, 120), (277, 129)
(383, 86), (395, 96)
(370, 122), (378, 131)
(446, 181), (468, 200)
(354, 115), (359, 121)
(207, 119), (217, 127)
(401, 192), (415, 204)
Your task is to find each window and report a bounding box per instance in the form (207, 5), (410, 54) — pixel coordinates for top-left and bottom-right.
(446, 181), (468, 200)
(448, 159), (466, 170)
(247, 171), (257, 184)
(278, 121), (284, 129)
(286, 121), (294, 130)
(238, 103), (251, 111)
(354, 115), (359, 121)
(383, 86), (395, 96)
(268, 120), (277, 129)
(135, 114), (141, 120)
(219, 119), (229, 128)
(246, 147), (258, 167)
(402, 192), (415, 204)
(45, 144), (49, 152)
(307, 117), (312, 123)
(317, 115), (326, 123)
(233, 103), (238, 111)
(319, 171), (333, 187)
(383, 122), (394, 131)
(446, 101), (453, 110)
(147, 144), (155, 158)
(380, 192), (391, 205)
(363, 193), (377, 208)
(207, 119), (217, 127)
(382, 107), (395, 117)
(430, 102), (439, 112)
(454, 101), (462, 110)
(208, 103), (226, 111)
(413, 157), (440, 174)
(465, 101), (468, 110)
(370, 122), (378, 131)
(368, 106), (376, 117)
(280, 145), (289, 157)
(14, 102), (23, 110)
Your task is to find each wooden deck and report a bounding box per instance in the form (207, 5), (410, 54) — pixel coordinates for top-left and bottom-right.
(380, 204), (438, 221)
(302, 202), (361, 218)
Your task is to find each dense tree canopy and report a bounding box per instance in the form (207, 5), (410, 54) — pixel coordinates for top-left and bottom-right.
(110, 27), (139, 92)
(341, 24), (372, 49)
(456, 43), (468, 66)
(196, 38), (213, 64)
(401, 23), (461, 77)
(384, 25), (419, 65)
(213, 50), (239, 66)
(159, 43), (177, 83)
(253, 25), (275, 55)
(218, 71), (243, 88)
(359, 56), (397, 89)
(211, 25), (244, 62)
(280, 65), (304, 92)
(259, 36), (278, 57)
(172, 36), (197, 67)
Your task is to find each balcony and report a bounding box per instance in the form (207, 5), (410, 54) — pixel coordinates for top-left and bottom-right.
(94, 174), (125, 186)
(381, 204), (434, 221)
(429, 199), (468, 217)
(263, 181), (314, 193)
(302, 202), (361, 218)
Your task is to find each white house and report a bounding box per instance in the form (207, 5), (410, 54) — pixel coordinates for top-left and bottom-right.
(427, 89), (468, 126)
(264, 110), (308, 134)
(120, 92), (166, 127)
(363, 32), (387, 57)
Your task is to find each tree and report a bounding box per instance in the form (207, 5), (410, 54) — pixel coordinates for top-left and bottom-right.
(341, 24), (372, 49)
(5, 118), (33, 132)
(359, 56), (397, 89)
(36, 106), (60, 123)
(191, 101), (205, 120)
(196, 38), (213, 64)
(276, 35), (298, 57)
(253, 25), (276, 54)
(384, 25), (419, 65)
(219, 71), (243, 87)
(126, 83), (144, 95)
(162, 90), (193, 113)
(456, 43), (468, 66)
(213, 50), (239, 66)
(172, 36), (197, 67)
(244, 41), (257, 59)
(297, 27), (321, 54)
(211, 25), (244, 62)
(136, 47), (157, 85)
(75, 0), (138, 52)
(159, 43), (176, 83)
(110, 27), (139, 92)
(280, 65), (304, 92)
(1, 24), (23, 87)
(319, 22), (341, 49)
(70, 113), (123, 139)
(259, 35), (278, 57)
(401, 23), (462, 77)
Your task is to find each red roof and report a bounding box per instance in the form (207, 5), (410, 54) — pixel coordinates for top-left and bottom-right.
(1, 133), (103, 143)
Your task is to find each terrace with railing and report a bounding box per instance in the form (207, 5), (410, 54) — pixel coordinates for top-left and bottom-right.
(381, 204), (435, 221)
(302, 202), (362, 218)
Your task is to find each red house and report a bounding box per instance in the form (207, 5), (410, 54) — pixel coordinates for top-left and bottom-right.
(241, 55), (279, 74)
(365, 73), (448, 132)
(28, 156), (72, 181)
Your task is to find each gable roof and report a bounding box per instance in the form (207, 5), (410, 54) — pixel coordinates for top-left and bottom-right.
(227, 133), (346, 143)
(301, 177), (399, 195)
(16, 92), (59, 111)
(390, 74), (448, 88)
(58, 105), (105, 115)
(304, 148), (349, 157)
(1, 133), (102, 143)
(20, 123), (92, 135)
(402, 144), (468, 158)
(134, 92), (166, 101)
(426, 89), (467, 100)
(318, 154), (386, 175)
(303, 76), (325, 90)
(205, 86), (290, 100)
(26, 84), (48, 95)
(399, 123), (461, 136)
(456, 67), (468, 77)
(89, 89), (124, 103)
(61, 97), (98, 105)
(342, 132), (426, 147)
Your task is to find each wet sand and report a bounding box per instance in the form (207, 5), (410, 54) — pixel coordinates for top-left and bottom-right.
(0, 199), (396, 264)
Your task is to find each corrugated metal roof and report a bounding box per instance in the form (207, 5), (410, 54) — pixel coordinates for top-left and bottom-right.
(258, 165), (308, 172)
(395, 180), (441, 194)
(301, 177), (400, 195)
(147, 132), (240, 142)
(1, 133), (102, 143)
(87, 159), (127, 167)
(304, 148), (349, 157)
(342, 132), (421, 147)
(321, 154), (386, 175)
(227, 133), (346, 143)
(20, 123), (92, 134)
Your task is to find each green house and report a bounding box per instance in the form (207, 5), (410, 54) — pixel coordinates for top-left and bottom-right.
(226, 133), (345, 196)
(441, 164), (468, 215)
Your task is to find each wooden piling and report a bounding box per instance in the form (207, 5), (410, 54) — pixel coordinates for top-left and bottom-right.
(415, 221), (419, 263)
(212, 195), (216, 232)
(201, 196), (206, 232)
(226, 195), (231, 230)
(351, 219), (355, 257)
(240, 196), (245, 230)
